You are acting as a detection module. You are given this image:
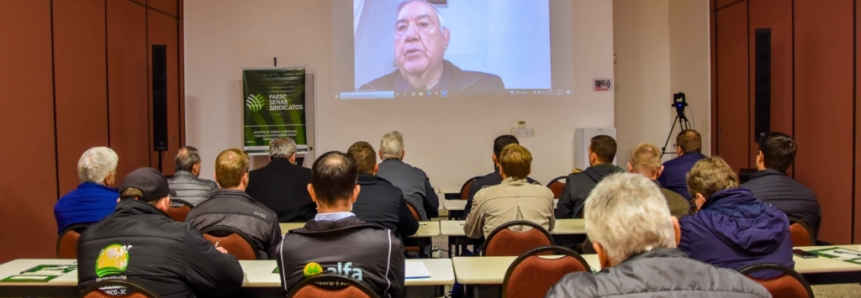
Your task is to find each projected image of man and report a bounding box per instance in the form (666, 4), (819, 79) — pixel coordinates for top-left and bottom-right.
(360, 0), (505, 92)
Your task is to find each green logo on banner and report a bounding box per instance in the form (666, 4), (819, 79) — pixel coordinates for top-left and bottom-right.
(246, 94), (266, 112)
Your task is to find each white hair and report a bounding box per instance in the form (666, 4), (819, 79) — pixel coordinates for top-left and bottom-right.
(397, 0), (447, 31)
(269, 138), (297, 159)
(585, 173), (676, 265)
(77, 147), (119, 184)
(380, 131), (404, 160)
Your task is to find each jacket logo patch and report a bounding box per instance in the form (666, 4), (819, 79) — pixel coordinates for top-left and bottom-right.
(96, 244), (131, 278)
(303, 262), (323, 278)
(326, 262), (363, 281)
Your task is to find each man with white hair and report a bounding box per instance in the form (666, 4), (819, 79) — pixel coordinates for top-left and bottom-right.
(546, 173), (770, 297)
(376, 131), (439, 220)
(246, 137), (315, 222)
(54, 147), (119, 234)
(359, 0), (504, 93)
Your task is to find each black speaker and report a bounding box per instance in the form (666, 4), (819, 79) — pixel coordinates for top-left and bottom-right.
(754, 28), (771, 142)
(152, 45), (168, 152)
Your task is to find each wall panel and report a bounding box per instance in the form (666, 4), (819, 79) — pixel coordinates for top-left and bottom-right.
(0, 0), (58, 262)
(715, 3), (749, 171)
(108, 0), (149, 182)
(855, 0), (861, 243)
(148, 9), (180, 175)
(148, 0), (178, 17)
(795, 0), (854, 244)
(53, 0), (109, 194)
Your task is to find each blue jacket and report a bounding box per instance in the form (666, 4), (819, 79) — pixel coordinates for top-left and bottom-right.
(679, 187), (794, 278)
(54, 183), (118, 234)
(658, 152), (707, 200)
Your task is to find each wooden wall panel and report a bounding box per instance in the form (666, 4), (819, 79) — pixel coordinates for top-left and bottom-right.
(108, 0), (149, 182)
(715, 3), (749, 171)
(855, 0), (861, 243)
(795, 0), (854, 244)
(748, 0), (793, 169)
(711, 10), (717, 154)
(148, 0), (178, 17)
(53, 0), (109, 194)
(148, 10), (180, 175)
(0, 0), (57, 262)
(716, 0), (741, 10)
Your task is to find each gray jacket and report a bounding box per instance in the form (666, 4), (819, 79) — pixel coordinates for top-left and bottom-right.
(377, 159), (438, 220)
(545, 248), (771, 298)
(186, 189), (282, 259)
(167, 171), (217, 206)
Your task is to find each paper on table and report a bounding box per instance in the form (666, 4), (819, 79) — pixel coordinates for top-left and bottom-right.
(405, 262), (431, 279)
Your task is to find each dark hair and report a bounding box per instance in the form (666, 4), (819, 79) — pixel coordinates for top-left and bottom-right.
(311, 151), (358, 206)
(493, 135), (520, 158)
(676, 130), (702, 153)
(175, 146), (200, 172)
(758, 132), (797, 172)
(347, 141), (377, 175)
(589, 135), (617, 163)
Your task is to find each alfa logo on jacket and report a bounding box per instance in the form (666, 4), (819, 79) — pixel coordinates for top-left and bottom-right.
(96, 244), (131, 278)
(302, 262), (364, 281)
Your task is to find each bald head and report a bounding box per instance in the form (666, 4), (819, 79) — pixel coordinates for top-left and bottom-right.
(310, 151), (359, 207)
(676, 130), (702, 155)
(175, 146), (201, 175)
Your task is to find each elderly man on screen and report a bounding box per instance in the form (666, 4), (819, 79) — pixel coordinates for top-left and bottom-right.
(360, 0), (504, 92)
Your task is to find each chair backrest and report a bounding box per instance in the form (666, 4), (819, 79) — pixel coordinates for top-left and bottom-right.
(481, 220), (554, 256)
(787, 218), (814, 246)
(78, 279), (159, 298)
(546, 176), (567, 199)
(460, 176), (482, 200)
(287, 274), (380, 298)
(402, 202), (420, 252)
(739, 263), (814, 298)
(167, 199), (194, 222)
(200, 225), (259, 260)
(57, 223), (91, 259)
(503, 245), (591, 298)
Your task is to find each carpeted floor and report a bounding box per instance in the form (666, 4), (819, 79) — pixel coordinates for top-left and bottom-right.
(812, 284), (861, 298)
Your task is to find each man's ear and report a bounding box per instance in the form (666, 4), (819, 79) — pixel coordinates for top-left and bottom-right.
(373, 163), (379, 175)
(657, 165), (665, 178)
(307, 184), (317, 203)
(672, 216), (681, 246)
(442, 28), (450, 49)
(213, 173), (220, 188)
(626, 162), (633, 173)
(491, 153), (498, 165)
(400, 151), (406, 160)
(593, 242), (611, 269)
(241, 172), (249, 186)
(378, 150), (384, 160)
(352, 185), (361, 204)
(290, 152), (297, 164)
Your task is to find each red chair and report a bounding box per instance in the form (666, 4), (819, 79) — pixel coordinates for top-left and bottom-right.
(57, 223), (90, 259)
(481, 220), (554, 256)
(200, 225), (259, 260)
(459, 176), (482, 200)
(739, 263), (813, 298)
(78, 279), (158, 298)
(787, 218), (814, 246)
(546, 176), (567, 199)
(167, 199), (194, 222)
(287, 274), (380, 298)
(503, 245), (592, 298)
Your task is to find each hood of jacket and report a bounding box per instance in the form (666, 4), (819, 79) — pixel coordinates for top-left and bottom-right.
(699, 187), (788, 255)
(584, 163), (624, 183)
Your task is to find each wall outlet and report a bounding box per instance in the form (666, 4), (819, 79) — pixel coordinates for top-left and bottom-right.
(517, 121), (527, 129)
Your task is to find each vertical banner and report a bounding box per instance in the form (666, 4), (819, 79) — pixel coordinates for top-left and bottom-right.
(243, 68), (307, 154)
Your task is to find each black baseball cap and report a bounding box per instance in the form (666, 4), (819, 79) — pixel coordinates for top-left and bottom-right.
(119, 167), (177, 202)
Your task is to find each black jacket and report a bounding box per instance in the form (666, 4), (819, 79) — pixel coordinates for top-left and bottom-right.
(77, 200), (243, 298)
(464, 168), (538, 216)
(546, 248), (770, 297)
(276, 216), (405, 298)
(186, 189), (282, 259)
(354, 174), (419, 240)
(246, 158), (316, 222)
(556, 164), (624, 218)
(360, 60), (505, 93)
(742, 169), (821, 240)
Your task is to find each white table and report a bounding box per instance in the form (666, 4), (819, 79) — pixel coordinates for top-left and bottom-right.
(440, 219), (586, 236)
(280, 221), (441, 238)
(0, 258), (454, 297)
(444, 199), (559, 212)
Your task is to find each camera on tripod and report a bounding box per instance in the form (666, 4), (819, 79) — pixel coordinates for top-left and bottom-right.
(661, 92), (692, 156)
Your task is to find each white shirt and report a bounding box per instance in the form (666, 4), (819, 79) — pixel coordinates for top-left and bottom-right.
(314, 211), (355, 221)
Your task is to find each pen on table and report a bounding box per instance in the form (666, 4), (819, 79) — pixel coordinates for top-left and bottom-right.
(833, 250), (861, 257)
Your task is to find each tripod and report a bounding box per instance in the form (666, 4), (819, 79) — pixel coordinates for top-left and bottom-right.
(661, 112), (692, 156)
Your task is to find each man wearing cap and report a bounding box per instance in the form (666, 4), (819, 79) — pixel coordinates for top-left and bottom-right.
(77, 167), (243, 298)
(187, 148), (282, 259)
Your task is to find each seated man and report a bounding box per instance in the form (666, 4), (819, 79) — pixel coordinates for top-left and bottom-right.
(55, 147), (119, 234)
(246, 138), (316, 222)
(679, 157), (794, 278)
(186, 148), (282, 259)
(658, 129), (707, 200)
(627, 143), (690, 218)
(348, 141), (419, 240)
(743, 132), (821, 240)
(167, 146), (217, 206)
(77, 168), (243, 298)
(464, 144), (554, 239)
(376, 131), (439, 220)
(556, 135), (623, 219)
(546, 173), (769, 297)
(277, 151), (405, 298)
(464, 135), (538, 217)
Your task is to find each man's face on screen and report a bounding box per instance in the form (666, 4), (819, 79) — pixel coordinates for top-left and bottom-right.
(394, 2), (449, 75)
